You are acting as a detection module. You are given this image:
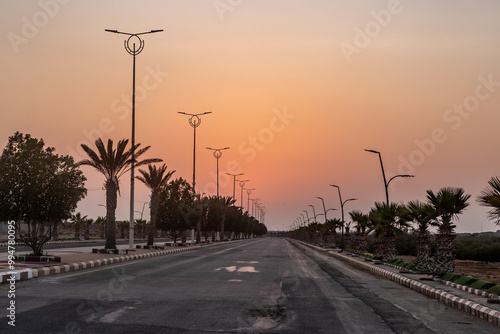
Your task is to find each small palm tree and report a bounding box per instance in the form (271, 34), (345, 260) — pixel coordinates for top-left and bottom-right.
(95, 216), (106, 239)
(322, 218), (341, 247)
(78, 138), (161, 249)
(84, 217), (93, 240)
(349, 210), (370, 255)
(370, 202), (408, 261)
(427, 187), (470, 275)
(70, 212), (87, 240)
(400, 201), (435, 272)
(136, 164), (175, 245)
(210, 196), (235, 240)
(477, 176), (500, 225)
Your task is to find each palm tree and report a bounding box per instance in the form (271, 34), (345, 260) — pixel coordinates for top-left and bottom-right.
(70, 212), (87, 240)
(426, 187), (470, 275)
(84, 217), (93, 240)
(478, 176), (500, 225)
(349, 210), (370, 255)
(118, 220), (129, 239)
(210, 196), (235, 240)
(78, 138), (161, 250)
(322, 218), (342, 247)
(369, 202), (408, 261)
(95, 216), (106, 239)
(137, 164), (175, 245)
(400, 201), (435, 272)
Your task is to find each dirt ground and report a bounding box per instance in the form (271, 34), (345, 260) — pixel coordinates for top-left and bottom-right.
(400, 255), (500, 284)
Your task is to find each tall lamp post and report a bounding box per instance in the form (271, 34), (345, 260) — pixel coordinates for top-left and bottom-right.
(331, 184), (357, 252)
(317, 197), (328, 223)
(105, 28), (163, 250)
(179, 112), (212, 194)
(309, 204), (317, 223)
(300, 213), (306, 226)
(237, 179), (249, 210)
(365, 149), (414, 204)
(206, 147), (229, 197)
(226, 172), (243, 204)
(245, 188), (255, 213)
(303, 210), (310, 225)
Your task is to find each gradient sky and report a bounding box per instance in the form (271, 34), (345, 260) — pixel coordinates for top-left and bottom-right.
(2, 0), (500, 233)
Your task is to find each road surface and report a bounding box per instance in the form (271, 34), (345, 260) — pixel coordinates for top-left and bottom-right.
(0, 238), (496, 333)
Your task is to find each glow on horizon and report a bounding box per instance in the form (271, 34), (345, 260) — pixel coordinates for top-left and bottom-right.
(1, 1), (500, 233)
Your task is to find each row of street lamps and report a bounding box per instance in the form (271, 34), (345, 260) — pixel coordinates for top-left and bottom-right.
(292, 149), (415, 252)
(104, 28), (266, 250)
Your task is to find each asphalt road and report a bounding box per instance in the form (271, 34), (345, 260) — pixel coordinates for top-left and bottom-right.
(0, 238), (497, 333)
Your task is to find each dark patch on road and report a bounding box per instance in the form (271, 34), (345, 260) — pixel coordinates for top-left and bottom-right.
(248, 304), (286, 320)
(292, 242), (438, 334)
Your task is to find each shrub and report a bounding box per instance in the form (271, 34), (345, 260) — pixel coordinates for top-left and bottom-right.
(441, 273), (462, 282)
(454, 275), (478, 286)
(403, 262), (415, 270)
(487, 285), (500, 296)
(454, 235), (500, 262)
(470, 280), (496, 290)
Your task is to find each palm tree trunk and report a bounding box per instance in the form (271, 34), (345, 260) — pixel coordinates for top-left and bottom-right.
(105, 181), (118, 250)
(196, 219), (201, 244)
(84, 221), (90, 240)
(148, 194), (158, 246)
(434, 225), (455, 275)
(344, 227), (351, 251)
(75, 224), (80, 240)
(358, 235), (368, 255)
(415, 230), (432, 272)
(220, 215), (226, 241)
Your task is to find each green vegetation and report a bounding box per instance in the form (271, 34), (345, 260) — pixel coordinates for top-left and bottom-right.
(454, 235), (500, 262)
(0, 132), (87, 255)
(454, 275), (477, 286)
(469, 280), (496, 290)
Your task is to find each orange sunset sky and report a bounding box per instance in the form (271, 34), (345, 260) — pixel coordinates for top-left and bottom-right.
(1, 0), (500, 232)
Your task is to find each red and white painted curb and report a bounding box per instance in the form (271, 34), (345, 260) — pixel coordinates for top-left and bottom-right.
(292, 240), (500, 327)
(0, 246), (200, 284)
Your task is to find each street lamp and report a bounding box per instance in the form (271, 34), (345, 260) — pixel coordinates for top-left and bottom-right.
(303, 210), (310, 225)
(309, 204), (317, 223)
(300, 213), (306, 226)
(317, 197), (329, 223)
(206, 147), (230, 196)
(331, 184), (357, 252)
(245, 188), (255, 213)
(237, 179), (249, 210)
(179, 112), (212, 194)
(226, 172), (244, 205)
(365, 149), (414, 204)
(135, 201), (148, 220)
(105, 28), (163, 251)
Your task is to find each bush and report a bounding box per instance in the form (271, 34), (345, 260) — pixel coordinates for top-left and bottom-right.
(441, 273), (462, 282)
(487, 285), (500, 296)
(470, 280), (496, 290)
(395, 232), (417, 256)
(454, 275), (478, 286)
(454, 235), (500, 262)
(403, 262), (415, 270)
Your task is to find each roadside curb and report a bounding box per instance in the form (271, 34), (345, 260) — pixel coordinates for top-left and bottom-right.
(0, 245), (201, 284)
(0, 239), (101, 248)
(291, 240), (500, 327)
